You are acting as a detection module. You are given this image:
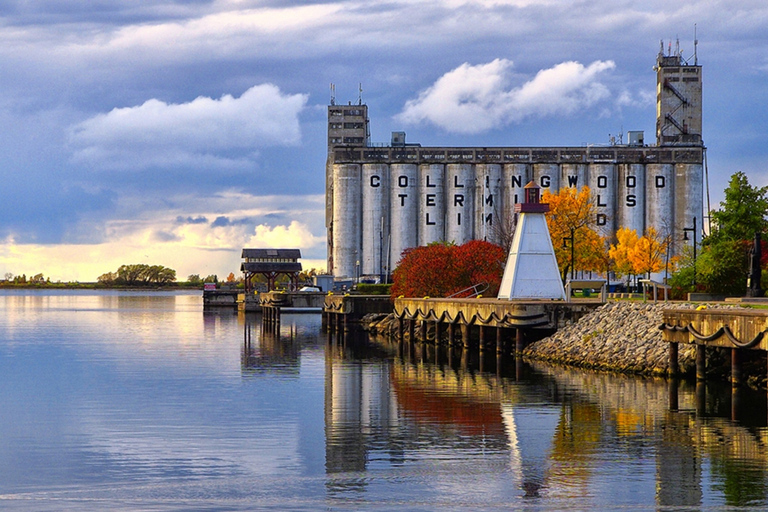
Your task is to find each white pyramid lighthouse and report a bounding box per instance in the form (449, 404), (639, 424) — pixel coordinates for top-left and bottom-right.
(497, 182), (566, 300)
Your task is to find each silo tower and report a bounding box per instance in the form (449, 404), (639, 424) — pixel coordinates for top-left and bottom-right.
(655, 39), (702, 146)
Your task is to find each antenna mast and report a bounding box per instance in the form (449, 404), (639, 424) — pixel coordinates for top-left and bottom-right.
(694, 24), (698, 65)
(330, 83), (336, 105)
(358, 83), (363, 105)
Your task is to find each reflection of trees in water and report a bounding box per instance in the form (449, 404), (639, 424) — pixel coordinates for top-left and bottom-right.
(531, 360), (768, 507)
(330, 331), (768, 505)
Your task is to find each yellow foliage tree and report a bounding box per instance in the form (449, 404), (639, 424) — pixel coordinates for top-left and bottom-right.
(609, 227), (639, 280)
(543, 186), (608, 279)
(628, 227), (669, 277)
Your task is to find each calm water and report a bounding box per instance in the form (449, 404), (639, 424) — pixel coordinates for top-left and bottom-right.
(1, 290), (768, 511)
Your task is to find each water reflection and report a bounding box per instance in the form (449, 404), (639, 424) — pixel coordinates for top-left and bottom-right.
(3, 292), (767, 510)
(319, 327), (768, 509)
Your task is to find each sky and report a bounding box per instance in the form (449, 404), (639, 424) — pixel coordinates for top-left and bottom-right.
(1, 0), (767, 282)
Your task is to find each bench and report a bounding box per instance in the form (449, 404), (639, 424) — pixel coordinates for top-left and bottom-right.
(565, 279), (607, 302)
(639, 279), (670, 302)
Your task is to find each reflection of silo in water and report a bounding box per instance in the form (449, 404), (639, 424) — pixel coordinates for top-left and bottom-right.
(389, 163), (418, 267)
(445, 163), (474, 244)
(326, 360), (366, 476)
(325, 359), (400, 479)
(502, 404), (561, 497)
(474, 164), (502, 245)
(362, 163), (390, 276)
(419, 164), (445, 246)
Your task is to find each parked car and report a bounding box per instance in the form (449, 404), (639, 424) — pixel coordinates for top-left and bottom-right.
(298, 286), (321, 292)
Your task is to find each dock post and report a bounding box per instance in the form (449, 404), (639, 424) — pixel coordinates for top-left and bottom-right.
(696, 344), (706, 381)
(669, 378), (679, 411)
(419, 321), (427, 343)
(321, 311), (327, 332)
(448, 323), (456, 347)
(434, 321), (442, 345)
(397, 317), (404, 341)
(696, 381), (706, 416)
(408, 319), (416, 344)
(731, 348), (742, 386)
(478, 325), (486, 352)
(515, 328), (524, 353)
(496, 326), (503, 355)
(461, 324), (470, 350)
(668, 342), (679, 377)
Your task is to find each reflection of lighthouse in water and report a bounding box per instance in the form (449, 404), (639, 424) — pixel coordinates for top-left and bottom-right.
(502, 404), (561, 497)
(324, 352), (567, 499)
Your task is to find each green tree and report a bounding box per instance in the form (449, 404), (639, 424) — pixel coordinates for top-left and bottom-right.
(187, 274), (202, 284)
(98, 272), (117, 285)
(677, 171), (768, 296)
(709, 171), (768, 244)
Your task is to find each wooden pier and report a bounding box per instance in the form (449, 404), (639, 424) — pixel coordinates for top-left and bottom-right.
(661, 308), (768, 384)
(391, 298), (601, 353)
(203, 289), (240, 310)
(322, 296), (602, 358)
(259, 290), (328, 327)
(322, 295), (394, 331)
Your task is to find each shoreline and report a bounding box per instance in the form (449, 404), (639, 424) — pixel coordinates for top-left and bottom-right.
(363, 300), (768, 389)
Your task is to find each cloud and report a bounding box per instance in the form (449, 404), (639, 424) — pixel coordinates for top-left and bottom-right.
(247, 221), (324, 251)
(396, 59), (615, 134)
(69, 84), (308, 170)
(210, 216), (253, 228)
(176, 216), (208, 224)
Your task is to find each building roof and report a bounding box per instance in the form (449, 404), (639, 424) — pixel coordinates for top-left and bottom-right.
(241, 248), (302, 259)
(241, 262), (302, 273)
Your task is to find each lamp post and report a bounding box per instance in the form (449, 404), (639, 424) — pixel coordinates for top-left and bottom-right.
(562, 226), (575, 281)
(682, 217), (697, 288)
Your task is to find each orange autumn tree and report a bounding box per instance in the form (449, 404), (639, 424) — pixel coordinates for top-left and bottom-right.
(609, 227), (640, 285)
(629, 227), (669, 278)
(542, 186), (608, 279)
(391, 240), (506, 298)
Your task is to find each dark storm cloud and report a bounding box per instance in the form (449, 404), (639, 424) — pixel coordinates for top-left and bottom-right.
(0, 1), (217, 26)
(210, 217), (254, 228)
(0, 185), (116, 244)
(176, 216), (208, 225)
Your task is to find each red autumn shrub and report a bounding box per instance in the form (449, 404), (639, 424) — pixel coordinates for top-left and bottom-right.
(391, 240), (506, 298)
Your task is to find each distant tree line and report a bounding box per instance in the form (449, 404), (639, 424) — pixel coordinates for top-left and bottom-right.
(186, 274), (221, 285)
(98, 264), (176, 286)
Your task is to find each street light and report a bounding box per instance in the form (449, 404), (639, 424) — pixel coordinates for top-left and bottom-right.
(562, 226), (575, 281)
(682, 217), (698, 288)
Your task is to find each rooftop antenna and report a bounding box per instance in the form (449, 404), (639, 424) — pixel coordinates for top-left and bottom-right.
(358, 83), (363, 105)
(330, 83), (336, 106)
(694, 24), (698, 65)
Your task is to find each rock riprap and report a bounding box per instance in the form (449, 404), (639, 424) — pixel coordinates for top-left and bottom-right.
(523, 301), (744, 376)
